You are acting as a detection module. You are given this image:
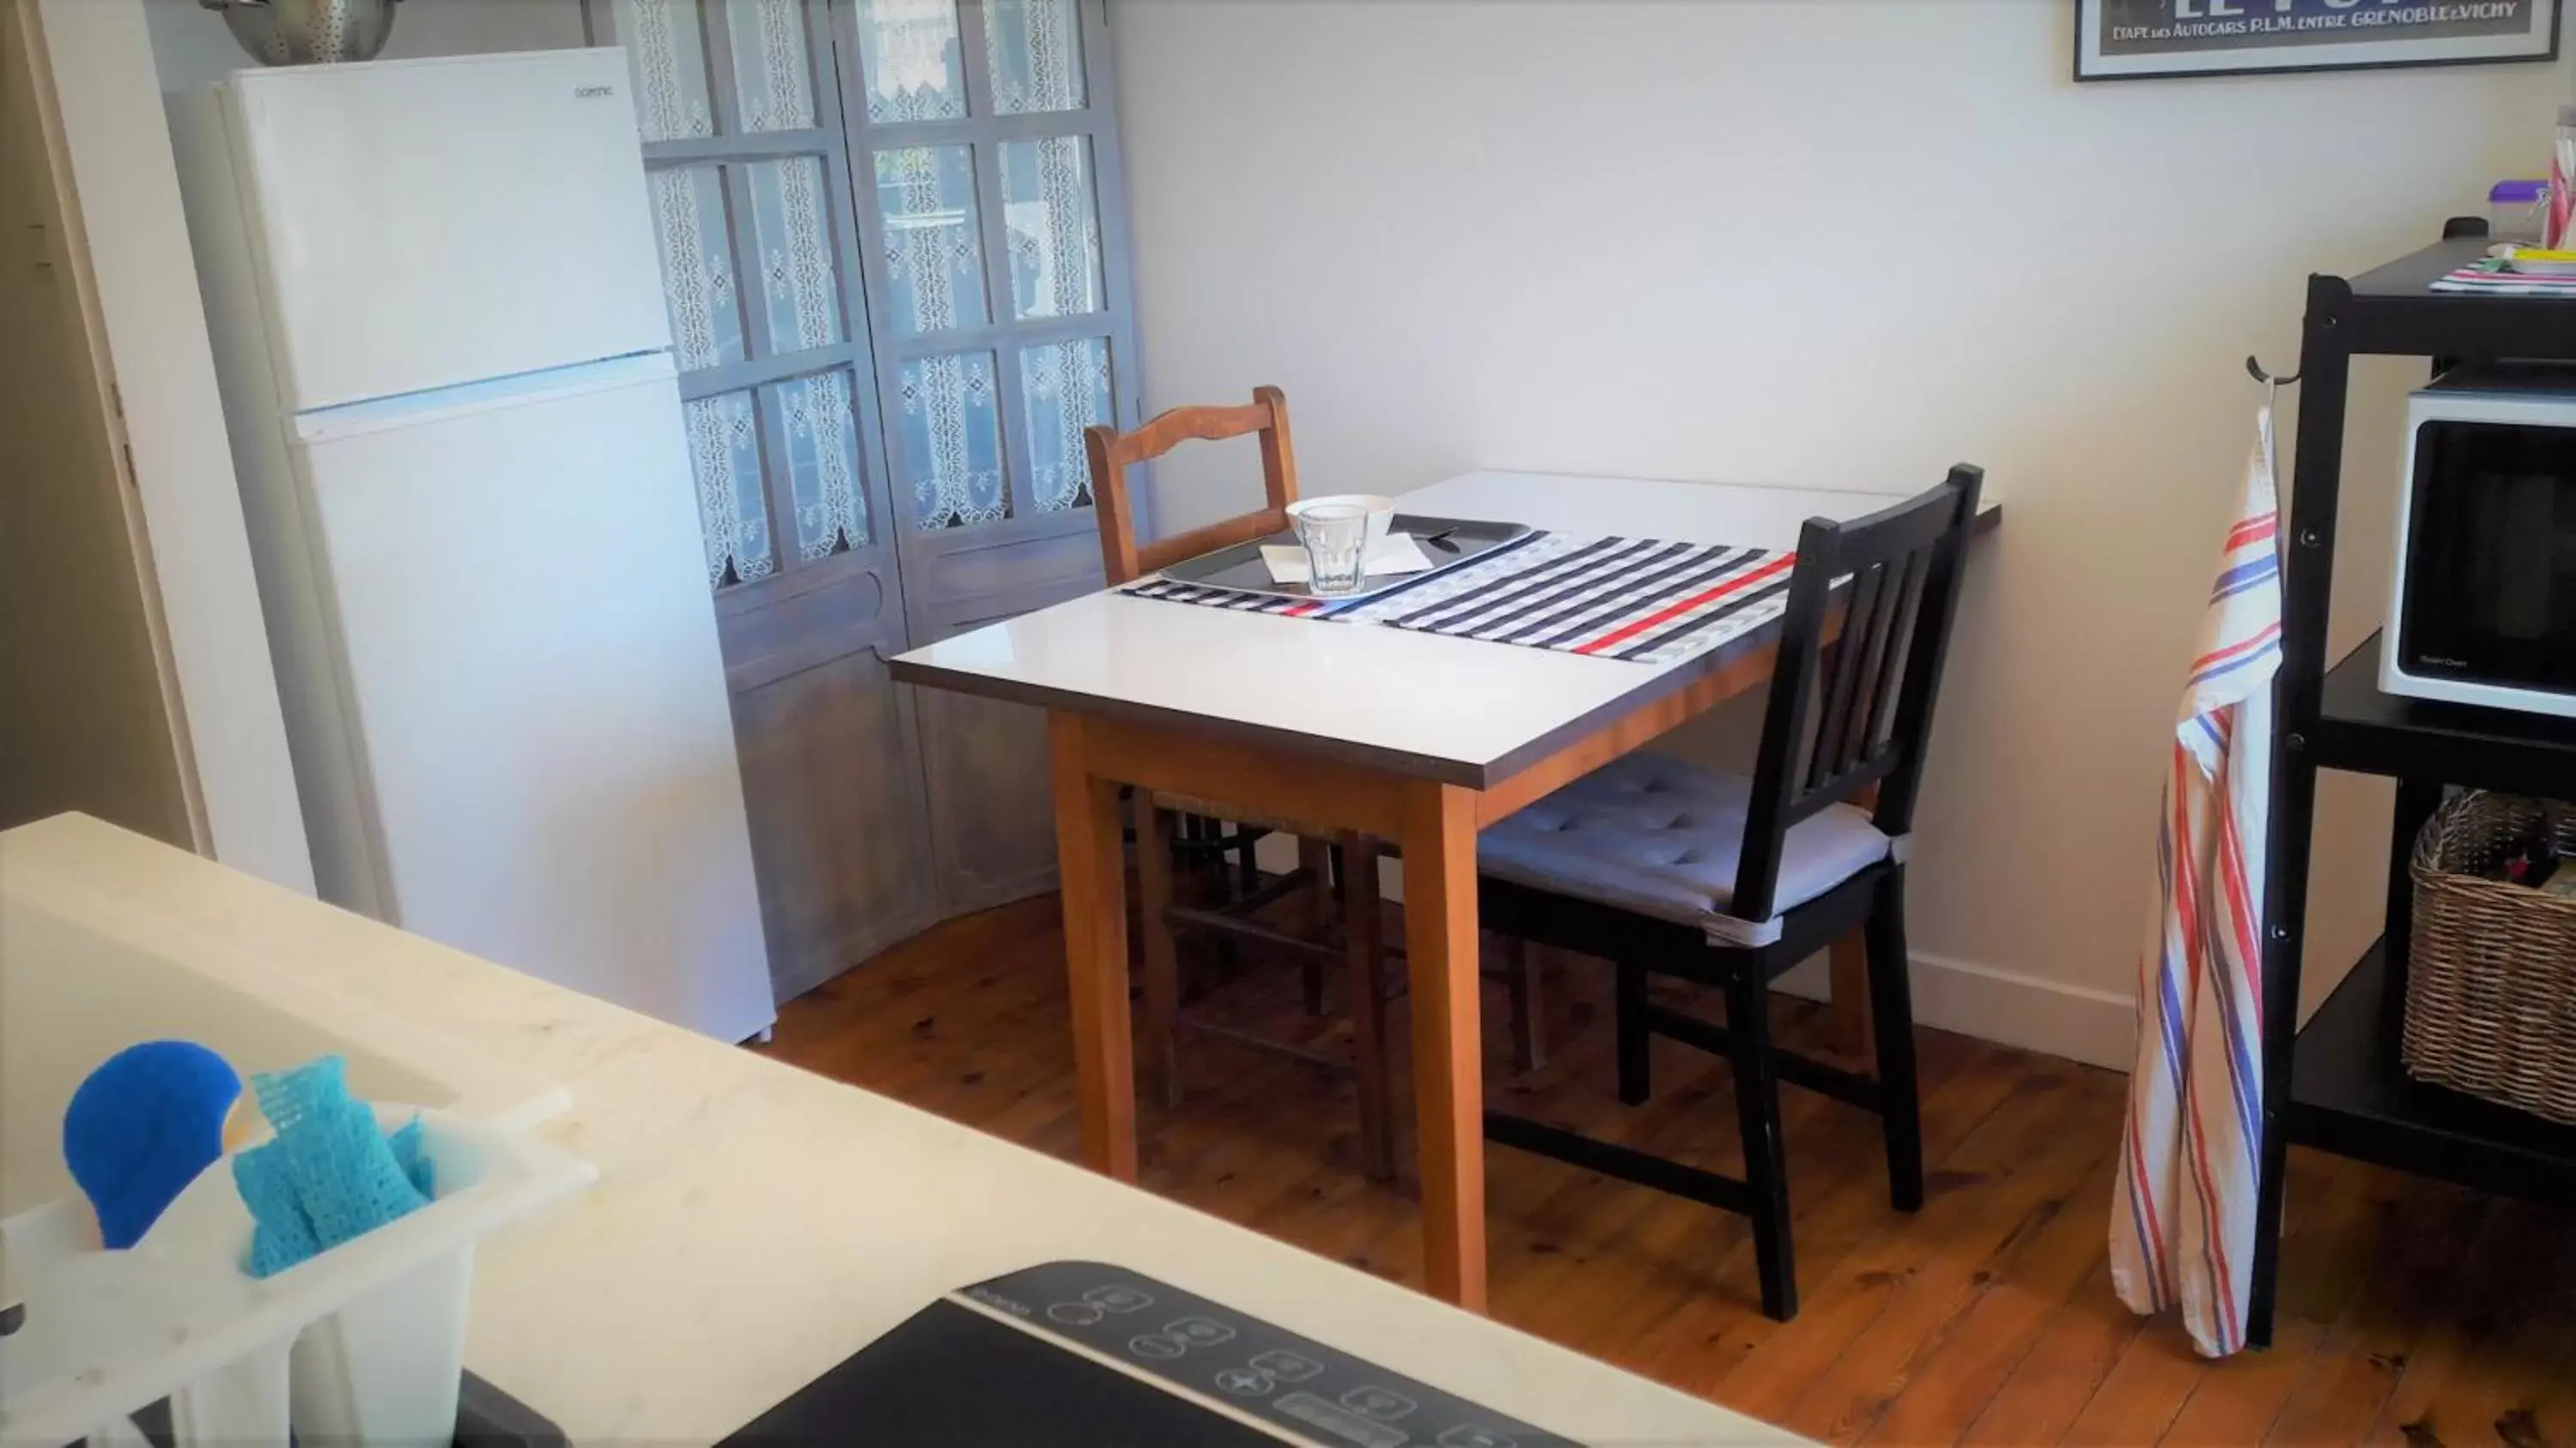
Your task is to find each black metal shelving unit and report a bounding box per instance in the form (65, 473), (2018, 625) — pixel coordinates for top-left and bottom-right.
(2248, 232), (2576, 1346)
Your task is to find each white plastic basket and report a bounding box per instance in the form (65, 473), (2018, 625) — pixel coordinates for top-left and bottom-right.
(0, 1106), (594, 1448)
(0, 855), (591, 1448)
(1, 896), (568, 1224)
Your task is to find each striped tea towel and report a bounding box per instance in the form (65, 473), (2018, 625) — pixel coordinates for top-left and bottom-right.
(2430, 262), (2576, 296)
(2108, 403), (2281, 1360)
(1123, 532), (1799, 669)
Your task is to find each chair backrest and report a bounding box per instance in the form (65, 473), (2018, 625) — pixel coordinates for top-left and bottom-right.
(1084, 386), (1298, 585)
(1728, 465), (1985, 926)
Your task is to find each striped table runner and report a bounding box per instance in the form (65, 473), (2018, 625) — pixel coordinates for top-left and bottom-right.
(2429, 262), (2576, 296)
(1122, 532), (1798, 669)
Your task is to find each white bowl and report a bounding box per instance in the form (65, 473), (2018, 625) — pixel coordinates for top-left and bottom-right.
(1288, 494), (1395, 548)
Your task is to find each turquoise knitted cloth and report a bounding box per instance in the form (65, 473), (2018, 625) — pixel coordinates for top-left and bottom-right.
(230, 1056), (434, 1279)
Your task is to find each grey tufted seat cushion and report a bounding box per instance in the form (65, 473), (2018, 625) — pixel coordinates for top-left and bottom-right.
(1478, 751), (1899, 947)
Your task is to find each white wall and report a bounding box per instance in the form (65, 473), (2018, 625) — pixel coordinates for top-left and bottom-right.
(1111, 0), (2570, 1068)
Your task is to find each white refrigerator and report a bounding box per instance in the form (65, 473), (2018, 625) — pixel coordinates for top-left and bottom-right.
(171, 48), (775, 1043)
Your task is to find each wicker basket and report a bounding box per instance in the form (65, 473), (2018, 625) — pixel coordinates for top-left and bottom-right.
(2403, 791), (2576, 1123)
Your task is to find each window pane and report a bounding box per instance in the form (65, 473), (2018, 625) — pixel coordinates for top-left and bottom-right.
(876, 147), (988, 337)
(986, 0), (1085, 114)
(999, 136), (1102, 320)
(727, 0), (817, 132)
(647, 167), (745, 370)
(612, 0), (715, 141)
(744, 156), (844, 353)
(766, 370), (869, 557)
(1022, 338), (1110, 513)
(854, 0), (966, 123)
(898, 352), (1005, 529)
(684, 392), (773, 587)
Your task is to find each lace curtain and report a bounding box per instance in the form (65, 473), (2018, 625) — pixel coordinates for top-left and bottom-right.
(617, 0), (1123, 563)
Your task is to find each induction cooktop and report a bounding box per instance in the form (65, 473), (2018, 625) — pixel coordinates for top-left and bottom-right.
(720, 1261), (1579, 1448)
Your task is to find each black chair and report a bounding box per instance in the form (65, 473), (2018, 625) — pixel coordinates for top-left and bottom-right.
(1475, 465), (1984, 1321)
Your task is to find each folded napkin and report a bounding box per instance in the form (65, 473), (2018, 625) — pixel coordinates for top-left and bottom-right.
(1261, 532), (1434, 585)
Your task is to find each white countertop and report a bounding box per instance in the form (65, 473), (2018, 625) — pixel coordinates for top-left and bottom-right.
(890, 471), (1996, 787)
(1, 815), (1798, 1446)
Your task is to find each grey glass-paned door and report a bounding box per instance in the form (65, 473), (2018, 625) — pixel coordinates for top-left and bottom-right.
(588, 0), (1139, 988)
(839, 0), (1139, 916)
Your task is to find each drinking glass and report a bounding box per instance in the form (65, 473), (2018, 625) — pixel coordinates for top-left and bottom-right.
(1293, 502), (1370, 597)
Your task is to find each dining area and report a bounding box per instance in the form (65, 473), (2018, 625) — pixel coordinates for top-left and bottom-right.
(886, 386), (2003, 1322)
(21, 0), (2573, 1438)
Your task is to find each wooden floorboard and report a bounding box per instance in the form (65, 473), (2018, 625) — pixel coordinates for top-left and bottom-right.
(762, 891), (2576, 1447)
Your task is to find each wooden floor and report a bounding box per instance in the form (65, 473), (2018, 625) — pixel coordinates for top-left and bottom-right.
(765, 890), (2576, 1448)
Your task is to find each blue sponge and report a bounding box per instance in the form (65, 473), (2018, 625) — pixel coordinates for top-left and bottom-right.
(63, 1041), (243, 1250)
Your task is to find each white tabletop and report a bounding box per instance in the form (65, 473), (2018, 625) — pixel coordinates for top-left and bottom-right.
(890, 471), (1996, 787)
(1, 815), (1801, 1446)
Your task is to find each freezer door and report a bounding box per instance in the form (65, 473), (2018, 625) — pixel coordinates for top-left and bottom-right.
(292, 358), (774, 1041)
(228, 49), (671, 411)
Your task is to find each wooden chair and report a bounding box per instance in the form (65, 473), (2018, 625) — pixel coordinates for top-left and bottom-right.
(1474, 465), (1984, 1320)
(1084, 388), (1545, 1183)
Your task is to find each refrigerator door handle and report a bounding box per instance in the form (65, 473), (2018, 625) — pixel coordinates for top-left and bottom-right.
(291, 351), (677, 443)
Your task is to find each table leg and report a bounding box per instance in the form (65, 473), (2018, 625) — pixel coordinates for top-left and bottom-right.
(1135, 797), (1183, 1110)
(1400, 780), (1486, 1311)
(1048, 712), (1138, 1182)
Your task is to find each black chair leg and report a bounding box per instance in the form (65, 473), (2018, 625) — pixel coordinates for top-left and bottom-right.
(1614, 962), (1651, 1106)
(1865, 867), (1926, 1213)
(1725, 966), (1795, 1321)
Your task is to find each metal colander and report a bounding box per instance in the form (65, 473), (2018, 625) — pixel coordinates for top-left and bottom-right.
(200, 0), (404, 66)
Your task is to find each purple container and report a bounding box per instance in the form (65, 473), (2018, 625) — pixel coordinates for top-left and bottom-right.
(2491, 179), (2550, 245)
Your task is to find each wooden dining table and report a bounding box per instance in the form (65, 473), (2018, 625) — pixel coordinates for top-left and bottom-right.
(888, 469), (2002, 1310)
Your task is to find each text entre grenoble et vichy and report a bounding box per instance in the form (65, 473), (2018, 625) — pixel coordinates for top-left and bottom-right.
(2112, 0), (2522, 42)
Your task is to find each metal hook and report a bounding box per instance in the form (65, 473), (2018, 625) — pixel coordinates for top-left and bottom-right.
(2247, 354), (2300, 419)
(2245, 355), (2301, 386)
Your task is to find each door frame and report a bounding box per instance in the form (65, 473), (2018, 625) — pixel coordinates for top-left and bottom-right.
(5, 0), (215, 854)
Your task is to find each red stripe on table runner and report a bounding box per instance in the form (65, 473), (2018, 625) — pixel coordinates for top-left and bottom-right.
(1569, 551), (1797, 655)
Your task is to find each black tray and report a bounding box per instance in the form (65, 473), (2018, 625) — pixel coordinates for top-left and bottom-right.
(1155, 513), (1534, 604)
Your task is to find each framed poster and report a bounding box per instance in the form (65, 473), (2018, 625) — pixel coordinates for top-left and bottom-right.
(2076, 0), (2562, 80)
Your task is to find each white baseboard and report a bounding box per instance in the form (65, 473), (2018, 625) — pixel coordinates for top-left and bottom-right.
(1773, 951), (2135, 1073)
(1246, 834), (2137, 1073)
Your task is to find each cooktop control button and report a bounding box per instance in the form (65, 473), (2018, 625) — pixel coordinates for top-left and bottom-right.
(1166, 1316), (1237, 1348)
(1274, 1392), (1406, 1448)
(1215, 1367), (1278, 1397)
(1342, 1386), (1419, 1422)
(1249, 1348), (1325, 1383)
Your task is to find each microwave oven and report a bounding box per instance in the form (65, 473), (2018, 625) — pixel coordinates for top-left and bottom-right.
(2384, 366), (2576, 720)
